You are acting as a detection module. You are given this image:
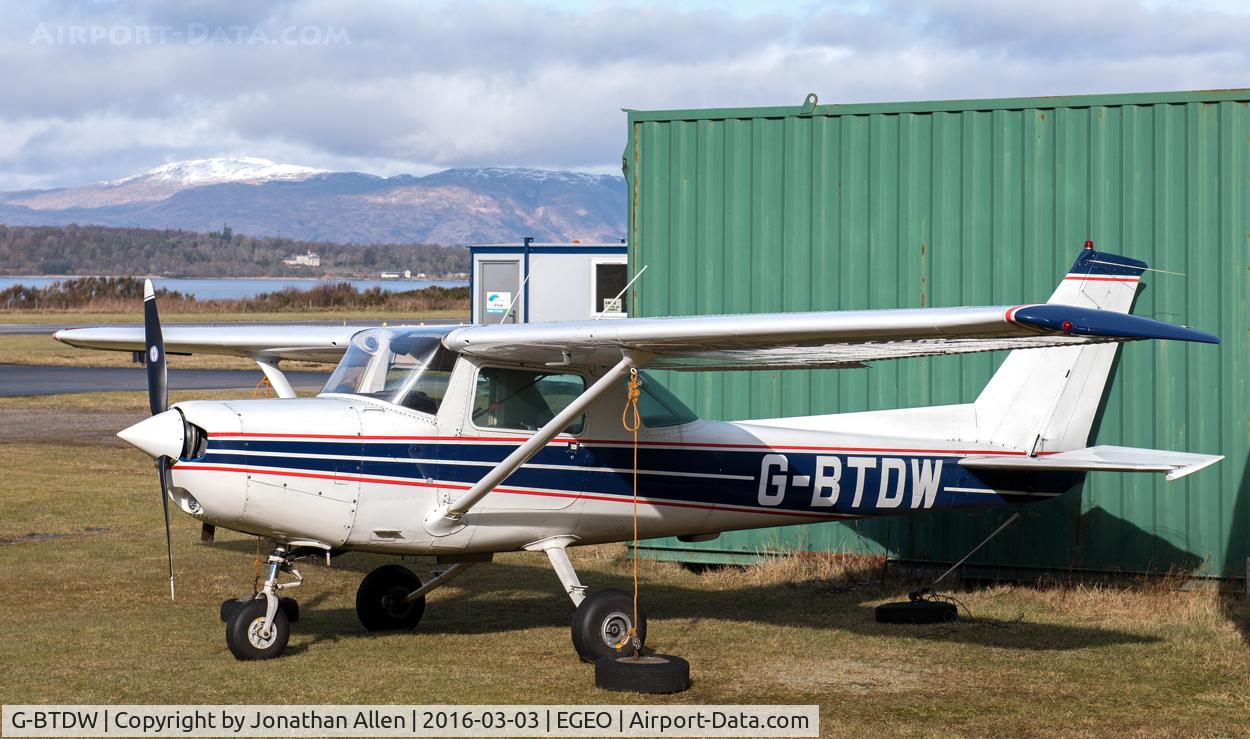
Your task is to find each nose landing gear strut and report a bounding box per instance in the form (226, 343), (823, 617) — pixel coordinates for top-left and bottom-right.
(222, 544), (305, 660)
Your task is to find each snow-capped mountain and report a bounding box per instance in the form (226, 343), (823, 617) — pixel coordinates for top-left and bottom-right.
(0, 161), (626, 244)
(108, 157), (326, 187)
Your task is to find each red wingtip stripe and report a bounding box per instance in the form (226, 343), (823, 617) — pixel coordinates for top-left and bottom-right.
(1062, 275), (1141, 283)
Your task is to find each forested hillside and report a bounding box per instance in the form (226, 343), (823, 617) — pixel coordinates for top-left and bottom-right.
(0, 224), (469, 277)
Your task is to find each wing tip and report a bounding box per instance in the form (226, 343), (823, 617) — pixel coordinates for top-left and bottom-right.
(1012, 304), (1220, 345)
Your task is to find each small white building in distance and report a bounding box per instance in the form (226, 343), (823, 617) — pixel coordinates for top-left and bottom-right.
(283, 251), (321, 267)
(470, 239), (628, 324)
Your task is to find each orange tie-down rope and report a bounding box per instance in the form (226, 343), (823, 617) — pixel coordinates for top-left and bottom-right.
(616, 367), (642, 653)
(253, 375), (271, 399)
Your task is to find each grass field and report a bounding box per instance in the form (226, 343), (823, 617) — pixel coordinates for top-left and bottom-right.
(1, 390), (1249, 736)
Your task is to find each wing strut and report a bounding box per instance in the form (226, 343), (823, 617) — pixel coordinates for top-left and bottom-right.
(423, 351), (650, 536)
(253, 357), (296, 398)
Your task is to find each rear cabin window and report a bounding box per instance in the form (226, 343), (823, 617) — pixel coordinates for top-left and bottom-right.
(473, 367), (587, 433)
(631, 371), (699, 428)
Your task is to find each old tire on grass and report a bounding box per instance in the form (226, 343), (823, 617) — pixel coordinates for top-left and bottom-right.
(220, 597), (250, 623)
(278, 596), (299, 623)
(221, 596), (298, 624)
(571, 588), (645, 662)
(874, 599), (957, 624)
(225, 598), (290, 660)
(356, 564), (425, 632)
(595, 654), (690, 694)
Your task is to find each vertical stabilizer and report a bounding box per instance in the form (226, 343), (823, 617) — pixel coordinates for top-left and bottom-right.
(973, 246), (1147, 453)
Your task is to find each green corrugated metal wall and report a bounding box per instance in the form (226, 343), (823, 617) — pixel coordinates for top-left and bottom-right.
(624, 90), (1250, 578)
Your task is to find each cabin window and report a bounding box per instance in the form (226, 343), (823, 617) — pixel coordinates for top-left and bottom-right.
(631, 371), (699, 428)
(472, 367), (586, 434)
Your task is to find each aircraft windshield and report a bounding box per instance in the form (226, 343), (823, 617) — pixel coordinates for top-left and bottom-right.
(322, 328), (458, 414)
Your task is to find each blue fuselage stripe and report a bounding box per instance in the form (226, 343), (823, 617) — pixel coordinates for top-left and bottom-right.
(194, 439), (1083, 516)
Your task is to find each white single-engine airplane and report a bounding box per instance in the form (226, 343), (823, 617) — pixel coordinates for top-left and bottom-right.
(56, 246), (1222, 661)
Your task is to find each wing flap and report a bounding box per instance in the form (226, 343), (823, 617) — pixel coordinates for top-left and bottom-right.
(960, 445), (1224, 481)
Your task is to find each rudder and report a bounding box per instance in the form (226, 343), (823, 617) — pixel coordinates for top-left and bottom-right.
(973, 246), (1147, 453)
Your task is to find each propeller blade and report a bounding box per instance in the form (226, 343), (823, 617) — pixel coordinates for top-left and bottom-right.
(143, 279), (167, 416)
(157, 457), (175, 601)
(200, 523), (216, 545)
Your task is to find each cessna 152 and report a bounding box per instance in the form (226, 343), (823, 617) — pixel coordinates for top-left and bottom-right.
(56, 246), (1222, 661)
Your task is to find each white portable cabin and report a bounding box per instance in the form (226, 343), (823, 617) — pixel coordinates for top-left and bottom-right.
(469, 239), (629, 324)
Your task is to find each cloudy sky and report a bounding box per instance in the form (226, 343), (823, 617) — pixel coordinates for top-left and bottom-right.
(1, 0), (1248, 190)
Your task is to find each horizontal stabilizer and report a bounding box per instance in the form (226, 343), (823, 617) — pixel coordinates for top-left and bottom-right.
(959, 445), (1223, 481)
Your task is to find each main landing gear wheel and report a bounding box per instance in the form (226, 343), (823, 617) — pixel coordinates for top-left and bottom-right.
(356, 564), (425, 632)
(220, 596), (299, 624)
(571, 588), (646, 662)
(596, 653), (690, 694)
(225, 598), (290, 660)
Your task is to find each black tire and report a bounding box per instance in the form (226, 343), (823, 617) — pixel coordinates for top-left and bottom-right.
(571, 588), (646, 662)
(220, 596), (251, 623)
(221, 596), (297, 623)
(225, 598), (289, 660)
(595, 653), (690, 694)
(875, 599), (958, 624)
(278, 596), (299, 623)
(356, 564), (425, 632)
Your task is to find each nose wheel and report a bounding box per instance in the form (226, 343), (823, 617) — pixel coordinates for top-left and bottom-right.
(225, 598), (290, 660)
(223, 544), (304, 661)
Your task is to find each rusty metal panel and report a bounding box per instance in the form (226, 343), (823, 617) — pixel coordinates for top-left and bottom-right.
(625, 90), (1250, 578)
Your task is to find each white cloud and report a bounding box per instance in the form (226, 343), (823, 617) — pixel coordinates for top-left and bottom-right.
(0, 0), (1247, 190)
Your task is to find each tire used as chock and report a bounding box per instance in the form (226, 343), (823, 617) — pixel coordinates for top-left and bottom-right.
(220, 597), (250, 623)
(875, 599), (958, 624)
(595, 653), (691, 694)
(220, 596), (299, 623)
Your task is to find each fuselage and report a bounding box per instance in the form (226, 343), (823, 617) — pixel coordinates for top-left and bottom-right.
(163, 355), (1081, 556)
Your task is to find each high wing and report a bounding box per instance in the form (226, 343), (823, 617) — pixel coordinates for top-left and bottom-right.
(441, 304), (1219, 370)
(53, 324), (360, 363)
